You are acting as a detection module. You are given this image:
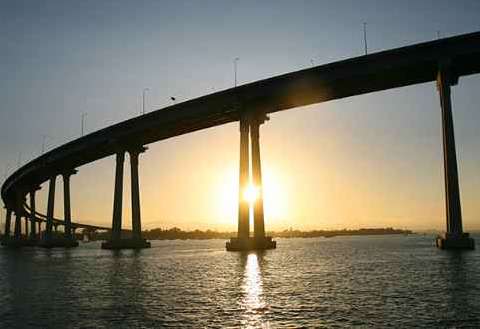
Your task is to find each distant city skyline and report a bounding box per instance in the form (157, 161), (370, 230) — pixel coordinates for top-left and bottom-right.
(1, 0), (480, 232)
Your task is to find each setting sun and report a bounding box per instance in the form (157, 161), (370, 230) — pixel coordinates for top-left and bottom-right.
(213, 163), (291, 230)
(243, 184), (260, 204)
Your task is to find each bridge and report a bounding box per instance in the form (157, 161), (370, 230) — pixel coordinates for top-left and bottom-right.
(2, 31), (479, 250)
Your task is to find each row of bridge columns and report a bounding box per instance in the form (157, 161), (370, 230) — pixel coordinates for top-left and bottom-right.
(41, 170), (78, 246)
(1, 171), (79, 247)
(0, 145), (150, 249)
(0, 64), (474, 250)
(231, 63), (474, 250)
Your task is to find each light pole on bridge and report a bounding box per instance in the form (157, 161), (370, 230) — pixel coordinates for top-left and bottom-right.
(81, 112), (88, 137)
(234, 57), (240, 87)
(363, 22), (368, 55)
(142, 88), (150, 115)
(41, 135), (51, 154)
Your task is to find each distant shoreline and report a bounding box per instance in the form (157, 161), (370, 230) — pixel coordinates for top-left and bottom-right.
(83, 227), (413, 241)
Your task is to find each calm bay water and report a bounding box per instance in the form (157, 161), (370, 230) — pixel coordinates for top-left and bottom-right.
(1, 235), (479, 328)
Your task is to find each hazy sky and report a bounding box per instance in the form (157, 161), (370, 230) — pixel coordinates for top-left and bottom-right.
(1, 0), (480, 232)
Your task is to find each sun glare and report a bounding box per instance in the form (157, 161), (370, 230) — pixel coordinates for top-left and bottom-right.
(243, 184), (260, 204)
(215, 163), (290, 229)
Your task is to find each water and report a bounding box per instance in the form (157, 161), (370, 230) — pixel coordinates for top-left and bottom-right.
(1, 235), (479, 328)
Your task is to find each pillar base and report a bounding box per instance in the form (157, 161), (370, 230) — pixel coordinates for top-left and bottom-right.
(436, 233), (475, 250)
(226, 237), (276, 251)
(38, 238), (79, 248)
(101, 238), (151, 250)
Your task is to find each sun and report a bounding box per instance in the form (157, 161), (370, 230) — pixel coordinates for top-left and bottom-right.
(243, 184), (260, 204)
(214, 163), (290, 229)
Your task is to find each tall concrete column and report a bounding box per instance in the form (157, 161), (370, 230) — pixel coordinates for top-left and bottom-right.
(29, 190), (38, 240)
(14, 191), (24, 240)
(250, 114), (267, 239)
(129, 147), (146, 240)
(14, 213), (22, 240)
(63, 170), (77, 240)
(112, 152), (125, 241)
(4, 208), (12, 237)
(238, 114), (250, 239)
(24, 217), (28, 238)
(45, 176), (56, 241)
(437, 67), (463, 235)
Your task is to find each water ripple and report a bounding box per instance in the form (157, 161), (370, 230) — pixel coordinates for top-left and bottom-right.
(1, 235), (479, 328)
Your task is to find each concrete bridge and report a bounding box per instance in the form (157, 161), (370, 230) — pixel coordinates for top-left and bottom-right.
(2, 31), (480, 250)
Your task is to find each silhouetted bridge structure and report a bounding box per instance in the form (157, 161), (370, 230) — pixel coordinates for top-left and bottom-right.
(3, 32), (480, 250)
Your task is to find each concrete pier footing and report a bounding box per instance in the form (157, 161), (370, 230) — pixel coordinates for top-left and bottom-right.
(101, 238), (151, 250)
(436, 233), (475, 250)
(226, 237), (276, 251)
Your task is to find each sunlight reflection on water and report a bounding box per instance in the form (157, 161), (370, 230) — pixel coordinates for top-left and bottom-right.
(241, 253), (269, 328)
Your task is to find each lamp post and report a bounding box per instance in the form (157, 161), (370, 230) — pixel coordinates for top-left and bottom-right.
(363, 22), (368, 55)
(41, 135), (51, 154)
(81, 112), (87, 137)
(234, 57), (240, 87)
(142, 88), (150, 115)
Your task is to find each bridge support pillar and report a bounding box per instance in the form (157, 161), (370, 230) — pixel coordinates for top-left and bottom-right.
(14, 212), (22, 240)
(112, 152), (124, 241)
(237, 114), (250, 239)
(11, 190), (26, 245)
(62, 170), (78, 247)
(129, 147), (149, 245)
(29, 189), (38, 241)
(3, 208), (12, 238)
(251, 116), (266, 240)
(24, 217), (28, 238)
(45, 176), (56, 243)
(102, 149), (150, 249)
(435, 65), (474, 250)
(226, 112), (276, 251)
(39, 176), (72, 247)
(1, 209), (13, 246)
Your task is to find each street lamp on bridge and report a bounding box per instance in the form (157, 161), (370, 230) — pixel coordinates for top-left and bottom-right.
(142, 88), (150, 115)
(234, 57), (240, 87)
(81, 112), (88, 137)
